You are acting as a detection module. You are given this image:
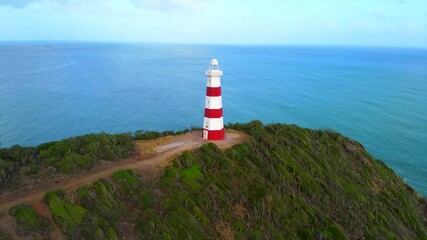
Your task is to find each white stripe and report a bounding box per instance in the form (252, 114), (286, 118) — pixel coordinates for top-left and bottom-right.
(206, 77), (221, 88)
(203, 117), (224, 131)
(205, 96), (222, 109)
(205, 70), (223, 77)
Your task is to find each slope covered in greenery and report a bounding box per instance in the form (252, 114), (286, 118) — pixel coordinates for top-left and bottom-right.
(34, 121), (426, 239)
(0, 129), (192, 191)
(8, 204), (51, 238)
(0, 133), (134, 190)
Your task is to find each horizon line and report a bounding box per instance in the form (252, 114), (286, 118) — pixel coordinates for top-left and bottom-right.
(1, 40), (426, 49)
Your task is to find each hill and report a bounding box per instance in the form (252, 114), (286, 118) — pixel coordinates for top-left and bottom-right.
(1, 121), (426, 239)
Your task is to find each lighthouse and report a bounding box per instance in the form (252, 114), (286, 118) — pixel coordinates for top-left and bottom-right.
(202, 59), (224, 140)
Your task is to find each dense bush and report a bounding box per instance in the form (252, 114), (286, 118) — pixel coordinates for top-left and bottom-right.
(44, 121), (426, 239)
(0, 121), (421, 239)
(44, 190), (119, 240)
(0, 127), (203, 190)
(0, 145), (39, 189)
(77, 179), (127, 224)
(132, 126), (199, 140)
(0, 133), (134, 190)
(8, 204), (51, 238)
(38, 133), (134, 173)
(0, 230), (11, 240)
(133, 130), (177, 140)
(135, 121), (425, 239)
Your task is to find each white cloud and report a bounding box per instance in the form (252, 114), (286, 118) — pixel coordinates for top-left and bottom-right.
(0, 0), (207, 11)
(130, 0), (207, 11)
(406, 21), (424, 33)
(0, 0), (37, 8)
(316, 19), (338, 32)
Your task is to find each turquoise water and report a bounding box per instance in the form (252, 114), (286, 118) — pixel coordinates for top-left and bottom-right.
(0, 42), (426, 195)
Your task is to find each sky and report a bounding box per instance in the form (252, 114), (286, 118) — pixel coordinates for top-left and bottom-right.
(0, 0), (426, 47)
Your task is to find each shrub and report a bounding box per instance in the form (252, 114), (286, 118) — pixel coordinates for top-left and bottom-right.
(0, 132), (134, 189)
(8, 204), (51, 237)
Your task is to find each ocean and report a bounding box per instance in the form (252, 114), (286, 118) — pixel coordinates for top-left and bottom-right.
(0, 42), (426, 195)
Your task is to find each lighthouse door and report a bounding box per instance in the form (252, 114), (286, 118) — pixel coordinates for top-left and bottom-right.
(203, 130), (208, 140)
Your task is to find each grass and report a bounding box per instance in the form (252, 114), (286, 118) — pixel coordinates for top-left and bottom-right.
(181, 162), (203, 191)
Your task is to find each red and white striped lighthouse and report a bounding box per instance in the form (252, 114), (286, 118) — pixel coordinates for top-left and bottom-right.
(202, 59), (224, 140)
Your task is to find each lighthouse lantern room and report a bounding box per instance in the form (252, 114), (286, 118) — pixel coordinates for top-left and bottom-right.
(202, 59), (224, 140)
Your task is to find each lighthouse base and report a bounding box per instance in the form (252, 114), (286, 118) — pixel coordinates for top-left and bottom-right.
(202, 128), (224, 141)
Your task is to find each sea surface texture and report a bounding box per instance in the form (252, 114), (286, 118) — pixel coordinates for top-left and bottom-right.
(0, 43), (426, 195)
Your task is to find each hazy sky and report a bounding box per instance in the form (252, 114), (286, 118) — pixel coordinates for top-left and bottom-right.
(0, 0), (426, 47)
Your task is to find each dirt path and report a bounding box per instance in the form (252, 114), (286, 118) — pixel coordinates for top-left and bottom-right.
(0, 129), (249, 213)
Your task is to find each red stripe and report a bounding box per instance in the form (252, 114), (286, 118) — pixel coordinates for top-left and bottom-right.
(204, 108), (223, 118)
(206, 87), (221, 97)
(202, 128), (224, 140)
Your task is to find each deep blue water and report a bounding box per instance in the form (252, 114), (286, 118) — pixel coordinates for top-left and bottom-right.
(0, 42), (426, 195)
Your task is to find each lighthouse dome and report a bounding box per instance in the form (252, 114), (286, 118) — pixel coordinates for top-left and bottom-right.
(206, 58), (222, 74)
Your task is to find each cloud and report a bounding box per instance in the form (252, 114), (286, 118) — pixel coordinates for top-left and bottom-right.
(0, 0), (37, 8)
(0, 0), (207, 12)
(372, 11), (387, 20)
(406, 21), (424, 33)
(130, 0), (205, 11)
(318, 20), (338, 32)
(364, 10), (408, 23)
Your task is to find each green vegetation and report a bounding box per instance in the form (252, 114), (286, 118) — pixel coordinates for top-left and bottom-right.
(133, 129), (192, 140)
(37, 121), (426, 239)
(0, 127), (199, 191)
(0, 230), (11, 240)
(8, 204), (51, 238)
(2, 121), (426, 239)
(44, 185), (120, 240)
(0, 132), (134, 190)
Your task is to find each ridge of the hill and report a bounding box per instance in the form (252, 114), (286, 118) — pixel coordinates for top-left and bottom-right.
(1, 121), (426, 239)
